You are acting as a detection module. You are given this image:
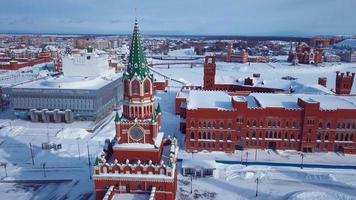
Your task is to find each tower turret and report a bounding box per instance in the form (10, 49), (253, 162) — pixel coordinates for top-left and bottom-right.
(122, 19), (155, 120)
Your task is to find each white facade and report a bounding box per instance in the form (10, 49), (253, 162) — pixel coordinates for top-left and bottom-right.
(62, 49), (114, 77)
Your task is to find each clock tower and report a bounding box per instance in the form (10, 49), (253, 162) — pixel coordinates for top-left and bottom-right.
(114, 19), (163, 163)
(93, 19), (178, 200)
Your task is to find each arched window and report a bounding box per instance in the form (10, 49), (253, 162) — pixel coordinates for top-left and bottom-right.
(326, 122), (331, 129)
(325, 133), (329, 140)
(207, 132), (211, 139)
(198, 132), (202, 139)
(252, 131), (256, 138)
(220, 122), (224, 129)
(227, 122), (232, 129)
(227, 132), (232, 140)
(203, 132), (206, 139)
(132, 81), (140, 95)
(208, 122), (211, 128)
(319, 122), (323, 129)
(190, 132), (194, 139)
(203, 122), (206, 128)
(137, 184), (142, 191)
(144, 80), (150, 93)
(191, 121), (195, 128)
(212, 132), (216, 140)
(213, 122), (216, 129)
(345, 134), (349, 141)
(220, 133), (223, 140)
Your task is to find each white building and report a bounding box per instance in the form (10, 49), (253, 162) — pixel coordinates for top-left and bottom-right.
(182, 159), (216, 177)
(5, 49), (123, 123)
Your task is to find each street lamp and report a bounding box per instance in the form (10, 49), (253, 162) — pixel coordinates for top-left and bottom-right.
(300, 153), (305, 169)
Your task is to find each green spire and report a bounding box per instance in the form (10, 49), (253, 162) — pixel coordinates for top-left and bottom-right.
(95, 157), (101, 165)
(156, 103), (161, 113)
(114, 112), (121, 122)
(125, 19), (152, 80)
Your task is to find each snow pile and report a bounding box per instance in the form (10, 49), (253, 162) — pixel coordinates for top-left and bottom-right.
(56, 128), (91, 139)
(287, 191), (354, 200)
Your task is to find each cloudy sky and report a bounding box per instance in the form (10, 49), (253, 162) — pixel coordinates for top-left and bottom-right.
(0, 0), (355, 36)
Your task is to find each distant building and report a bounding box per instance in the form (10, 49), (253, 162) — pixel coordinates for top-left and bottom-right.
(288, 43), (323, 65)
(203, 56), (286, 93)
(5, 48), (123, 123)
(334, 39), (356, 50)
(324, 53), (341, 62)
(336, 50), (356, 63)
(0, 51), (51, 70)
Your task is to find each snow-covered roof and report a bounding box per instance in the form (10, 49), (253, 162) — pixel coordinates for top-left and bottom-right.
(188, 90), (356, 111)
(249, 93), (356, 110)
(250, 93), (301, 109)
(182, 159), (216, 169)
(186, 90), (234, 110)
(13, 72), (122, 90)
(112, 194), (149, 200)
(334, 39), (356, 50)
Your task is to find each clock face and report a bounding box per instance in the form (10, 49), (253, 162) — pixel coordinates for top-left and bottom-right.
(129, 126), (144, 141)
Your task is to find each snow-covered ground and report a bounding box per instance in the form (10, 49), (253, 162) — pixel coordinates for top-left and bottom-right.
(0, 48), (355, 199)
(178, 163), (356, 200)
(0, 111), (118, 199)
(152, 54), (356, 94)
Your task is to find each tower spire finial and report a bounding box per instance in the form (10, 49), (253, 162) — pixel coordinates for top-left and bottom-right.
(134, 8), (137, 21)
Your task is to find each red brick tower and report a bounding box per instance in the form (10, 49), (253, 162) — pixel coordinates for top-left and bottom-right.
(93, 20), (178, 200)
(335, 71), (355, 95)
(203, 56), (216, 90)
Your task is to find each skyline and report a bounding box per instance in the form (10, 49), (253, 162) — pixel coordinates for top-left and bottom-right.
(0, 0), (356, 36)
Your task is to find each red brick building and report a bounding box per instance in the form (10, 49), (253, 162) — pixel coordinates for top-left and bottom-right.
(0, 51), (51, 70)
(94, 20), (178, 200)
(203, 55), (286, 93)
(288, 43), (323, 64)
(177, 90), (356, 154)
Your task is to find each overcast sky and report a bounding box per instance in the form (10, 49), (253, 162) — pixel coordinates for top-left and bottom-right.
(0, 0), (355, 36)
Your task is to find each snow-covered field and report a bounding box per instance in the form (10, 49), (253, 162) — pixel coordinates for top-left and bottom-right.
(0, 48), (355, 199)
(178, 164), (356, 200)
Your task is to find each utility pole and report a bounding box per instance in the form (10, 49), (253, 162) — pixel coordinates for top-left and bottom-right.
(87, 143), (92, 180)
(46, 123), (50, 144)
(255, 177), (259, 197)
(255, 149), (258, 161)
(246, 152), (249, 166)
(29, 143), (35, 165)
(190, 175), (193, 194)
(42, 163), (46, 178)
(240, 150), (243, 164)
(77, 138), (81, 160)
(300, 153), (304, 169)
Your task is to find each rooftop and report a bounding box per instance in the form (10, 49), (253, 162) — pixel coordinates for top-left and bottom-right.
(112, 193), (149, 200)
(248, 93), (356, 110)
(12, 72), (122, 90)
(186, 90), (356, 111)
(186, 90), (234, 111)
